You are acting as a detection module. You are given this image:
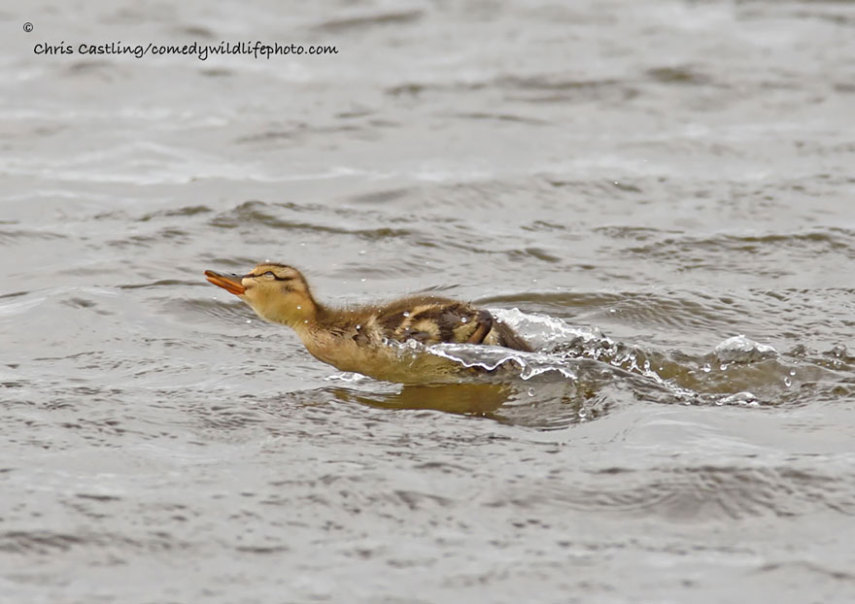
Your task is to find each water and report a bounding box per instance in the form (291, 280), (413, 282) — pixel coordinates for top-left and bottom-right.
(3, 0), (855, 602)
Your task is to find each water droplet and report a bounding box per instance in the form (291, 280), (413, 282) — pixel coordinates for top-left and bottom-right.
(527, 388), (535, 397)
(356, 324), (361, 330)
(701, 363), (711, 373)
(461, 317), (468, 323)
(784, 377), (792, 387)
(609, 308), (616, 313)
(789, 369), (796, 376)
(303, 320), (308, 324)
(402, 312), (410, 318)
(296, 305), (302, 310)
(361, 278), (366, 282)
(246, 319), (252, 324)
(720, 363), (729, 371)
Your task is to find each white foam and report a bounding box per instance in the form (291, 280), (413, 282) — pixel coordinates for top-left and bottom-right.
(489, 307), (601, 349)
(427, 343), (577, 381)
(714, 335), (777, 363)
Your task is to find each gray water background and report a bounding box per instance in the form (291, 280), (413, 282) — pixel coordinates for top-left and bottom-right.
(2, 1), (855, 602)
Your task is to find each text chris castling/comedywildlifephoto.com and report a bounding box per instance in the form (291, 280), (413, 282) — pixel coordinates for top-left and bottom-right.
(32, 40), (339, 61)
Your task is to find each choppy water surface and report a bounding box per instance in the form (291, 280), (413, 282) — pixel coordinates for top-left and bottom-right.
(2, 0), (855, 602)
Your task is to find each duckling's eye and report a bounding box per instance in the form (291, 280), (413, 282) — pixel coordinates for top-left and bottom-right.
(261, 271), (277, 280)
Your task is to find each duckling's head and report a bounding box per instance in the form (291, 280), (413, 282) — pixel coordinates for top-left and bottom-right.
(204, 263), (317, 329)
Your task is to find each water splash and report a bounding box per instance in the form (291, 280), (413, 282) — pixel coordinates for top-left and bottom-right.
(427, 343), (577, 380)
(317, 309), (849, 427)
(490, 307), (602, 349)
(425, 309), (837, 412)
(714, 335), (777, 363)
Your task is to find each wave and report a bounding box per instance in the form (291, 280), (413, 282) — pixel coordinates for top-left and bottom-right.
(320, 308), (854, 428)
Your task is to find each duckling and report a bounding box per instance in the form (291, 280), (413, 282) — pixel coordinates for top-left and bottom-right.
(204, 263), (532, 384)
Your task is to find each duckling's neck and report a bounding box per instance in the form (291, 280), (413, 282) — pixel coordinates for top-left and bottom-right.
(250, 294), (323, 333)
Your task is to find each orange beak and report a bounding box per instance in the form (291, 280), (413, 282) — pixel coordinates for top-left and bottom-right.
(204, 270), (245, 296)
